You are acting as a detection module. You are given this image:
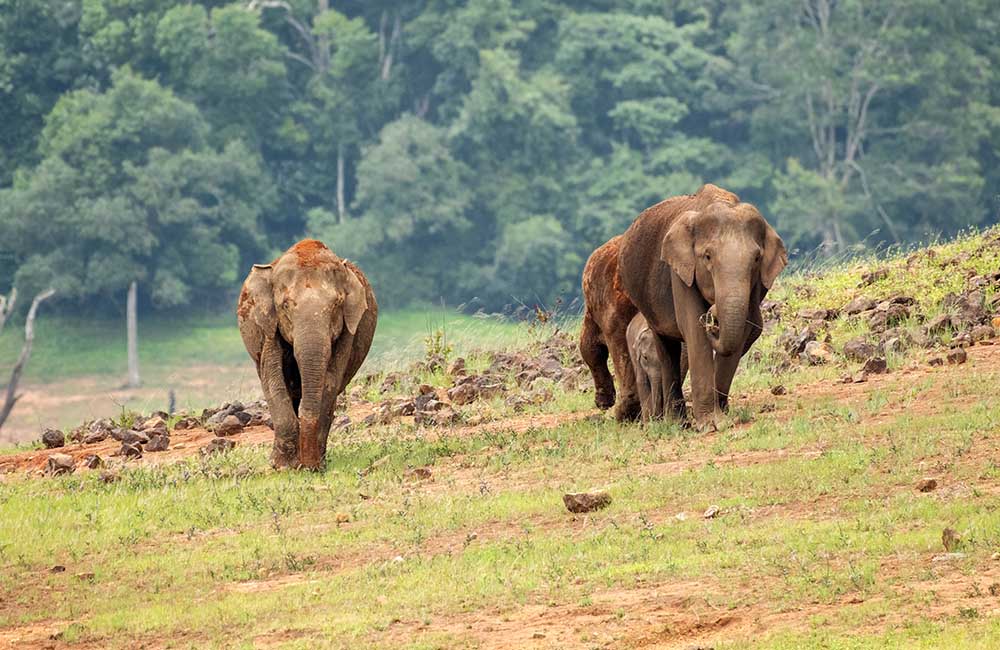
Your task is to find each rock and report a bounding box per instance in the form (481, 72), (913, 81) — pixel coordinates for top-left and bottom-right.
(173, 417), (200, 431)
(770, 385), (787, 396)
(505, 394), (533, 411)
(946, 347), (967, 365)
(802, 340), (834, 365)
(928, 356), (944, 367)
(98, 469), (120, 483)
(777, 325), (818, 356)
(924, 314), (954, 335)
(842, 338), (877, 362)
(119, 442), (143, 459)
(447, 383), (479, 405)
(145, 434), (169, 452)
(75, 572), (96, 582)
(993, 316), (1000, 330)
(139, 416), (168, 433)
(41, 429), (65, 449)
(843, 297), (876, 316)
(113, 429), (148, 445)
(50, 565), (66, 573)
(850, 371), (869, 383)
(879, 336), (907, 356)
(406, 467), (433, 480)
(389, 398), (417, 417)
(331, 415), (351, 434)
(942, 527), (962, 552)
(932, 552), (967, 563)
(423, 353), (445, 373)
(798, 307), (836, 321)
(82, 430), (109, 445)
(201, 437), (236, 456)
(335, 512), (351, 524)
(703, 505), (721, 519)
(916, 478), (937, 492)
(970, 325), (995, 342)
(447, 357), (466, 376)
(563, 490), (612, 513)
(46, 453), (75, 476)
(417, 383), (435, 396)
(413, 393), (438, 412)
(232, 410), (253, 426)
(860, 267), (889, 286)
(81, 454), (103, 469)
(861, 357), (888, 374)
(214, 415), (244, 437)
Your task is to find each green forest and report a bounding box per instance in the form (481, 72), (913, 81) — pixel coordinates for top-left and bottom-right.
(1, 0), (997, 314)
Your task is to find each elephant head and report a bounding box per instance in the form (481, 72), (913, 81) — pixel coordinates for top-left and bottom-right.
(661, 202), (786, 356)
(238, 240), (369, 469)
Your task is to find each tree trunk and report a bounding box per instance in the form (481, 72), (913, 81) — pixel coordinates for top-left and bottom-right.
(127, 281), (140, 388)
(0, 288), (55, 432)
(0, 288), (16, 337)
(336, 144), (345, 223)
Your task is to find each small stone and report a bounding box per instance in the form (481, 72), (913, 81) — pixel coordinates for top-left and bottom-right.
(139, 416), (168, 433)
(335, 512), (351, 524)
(563, 490), (612, 513)
(447, 357), (466, 376)
(81, 454), (103, 470)
(860, 267), (889, 286)
(992, 552), (1000, 561)
(82, 430), (109, 444)
(98, 469), (120, 483)
(46, 454), (75, 476)
(970, 325), (995, 342)
(173, 417), (200, 431)
(50, 565), (66, 573)
(201, 437), (236, 456)
(924, 314), (954, 335)
(674, 512), (688, 521)
(113, 429), (148, 445)
(946, 347), (967, 365)
(392, 555), (405, 564)
(770, 385), (787, 396)
(144, 434), (169, 452)
(861, 357), (888, 374)
(798, 307), (835, 321)
(942, 527), (962, 552)
(992, 316), (1000, 330)
(842, 338), (877, 362)
(119, 442), (143, 459)
(916, 478), (937, 492)
(75, 572), (96, 582)
(928, 356), (944, 367)
(843, 297), (876, 315)
(532, 632), (546, 639)
(851, 371), (869, 384)
(406, 467), (433, 480)
(214, 415), (244, 437)
(802, 340), (834, 365)
(447, 383), (479, 405)
(41, 429), (65, 449)
(703, 505), (721, 519)
(417, 384), (435, 396)
(932, 552), (966, 562)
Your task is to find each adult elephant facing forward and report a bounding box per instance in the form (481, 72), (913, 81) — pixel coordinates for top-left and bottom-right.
(619, 184), (786, 429)
(238, 239), (377, 469)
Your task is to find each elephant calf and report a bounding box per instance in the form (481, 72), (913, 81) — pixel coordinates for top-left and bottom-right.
(626, 313), (677, 421)
(237, 239), (378, 469)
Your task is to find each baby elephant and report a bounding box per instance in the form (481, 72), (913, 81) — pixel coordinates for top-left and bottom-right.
(626, 313), (674, 421)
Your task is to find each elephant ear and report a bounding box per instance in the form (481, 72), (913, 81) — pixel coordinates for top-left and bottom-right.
(341, 262), (368, 336)
(237, 264), (277, 366)
(660, 211), (698, 287)
(760, 223), (788, 289)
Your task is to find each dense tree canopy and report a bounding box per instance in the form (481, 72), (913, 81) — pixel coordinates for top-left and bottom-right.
(0, 0), (997, 313)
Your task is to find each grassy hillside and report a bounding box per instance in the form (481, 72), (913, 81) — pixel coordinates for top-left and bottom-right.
(1, 228), (999, 649)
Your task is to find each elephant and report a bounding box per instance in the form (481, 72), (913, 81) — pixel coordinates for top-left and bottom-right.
(237, 239), (377, 469)
(579, 235), (641, 421)
(618, 183), (787, 429)
(626, 313), (676, 421)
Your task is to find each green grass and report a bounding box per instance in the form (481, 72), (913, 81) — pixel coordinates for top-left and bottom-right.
(2, 228), (1000, 648)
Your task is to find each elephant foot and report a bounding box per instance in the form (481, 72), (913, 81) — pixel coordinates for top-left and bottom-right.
(613, 394), (642, 422)
(594, 388), (616, 410)
(692, 410), (722, 433)
(270, 438), (298, 469)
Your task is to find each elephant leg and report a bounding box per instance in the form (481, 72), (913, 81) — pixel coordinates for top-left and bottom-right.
(259, 337), (299, 468)
(580, 314), (615, 410)
(656, 337), (686, 422)
(607, 327), (641, 422)
(672, 284), (719, 430)
(634, 363), (653, 422)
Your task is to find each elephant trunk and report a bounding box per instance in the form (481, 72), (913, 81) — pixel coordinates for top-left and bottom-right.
(293, 326), (332, 469)
(711, 276), (750, 357)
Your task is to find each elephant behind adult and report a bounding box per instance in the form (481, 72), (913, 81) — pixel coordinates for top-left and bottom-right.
(618, 184), (786, 428)
(237, 239), (378, 469)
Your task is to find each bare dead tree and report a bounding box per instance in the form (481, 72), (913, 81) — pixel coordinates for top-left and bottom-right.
(126, 280), (140, 388)
(0, 288), (55, 432)
(0, 288), (16, 337)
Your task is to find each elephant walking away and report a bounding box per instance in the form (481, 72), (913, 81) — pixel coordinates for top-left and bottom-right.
(619, 184), (786, 429)
(237, 239), (378, 469)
